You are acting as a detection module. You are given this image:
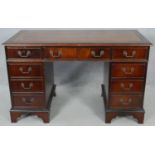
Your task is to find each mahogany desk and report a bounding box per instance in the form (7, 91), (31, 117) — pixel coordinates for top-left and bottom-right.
(3, 30), (152, 123)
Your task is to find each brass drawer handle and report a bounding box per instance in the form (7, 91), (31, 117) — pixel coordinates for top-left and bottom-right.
(120, 83), (133, 90)
(120, 98), (132, 105)
(19, 67), (32, 74)
(22, 97), (34, 105)
(123, 50), (136, 58)
(21, 82), (33, 90)
(91, 50), (104, 58)
(50, 50), (62, 58)
(122, 67), (135, 75)
(17, 50), (31, 58)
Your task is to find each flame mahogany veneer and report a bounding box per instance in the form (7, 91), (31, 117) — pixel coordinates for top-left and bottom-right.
(3, 30), (152, 123)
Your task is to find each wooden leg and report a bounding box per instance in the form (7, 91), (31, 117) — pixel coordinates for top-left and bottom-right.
(36, 112), (50, 123)
(10, 111), (23, 123)
(132, 112), (144, 124)
(10, 111), (50, 123)
(105, 112), (117, 123)
(105, 111), (144, 124)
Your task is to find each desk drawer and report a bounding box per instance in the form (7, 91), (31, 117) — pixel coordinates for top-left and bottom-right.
(6, 47), (42, 59)
(45, 47), (77, 60)
(109, 94), (143, 110)
(8, 62), (44, 78)
(110, 79), (144, 93)
(12, 93), (45, 108)
(112, 47), (148, 60)
(10, 79), (44, 92)
(111, 63), (146, 78)
(78, 48), (111, 60)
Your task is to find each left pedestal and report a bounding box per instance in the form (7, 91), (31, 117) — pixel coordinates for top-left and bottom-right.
(6, 46), (55, 123)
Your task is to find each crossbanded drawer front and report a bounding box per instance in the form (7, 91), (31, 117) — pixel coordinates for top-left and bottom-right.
(112, 47), (149, 60)
(12, 93), (45, 108)
(111, 63), (146, 78)
(45, 47), (77, 60)
(109, 94), (143, 110)
(110, 79), (144, 93)
(78, 47), (111, 60)
(8, 62), (44, 78)
(6, 47), (42, 59)
(10, 79), (44, 92)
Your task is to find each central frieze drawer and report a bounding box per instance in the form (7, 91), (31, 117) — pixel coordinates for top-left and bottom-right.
(8, 62), (44, 78)
(45, 47), (77, 60)
(78, 47), (111, 60)
(111, 63), (146, 78)
(10, 79), (44, 92)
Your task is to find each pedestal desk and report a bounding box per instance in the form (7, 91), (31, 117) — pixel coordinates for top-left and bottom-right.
(3, 30), (152, 123)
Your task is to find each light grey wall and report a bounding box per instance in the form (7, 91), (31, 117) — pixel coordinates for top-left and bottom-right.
(0, 28), (155, 88)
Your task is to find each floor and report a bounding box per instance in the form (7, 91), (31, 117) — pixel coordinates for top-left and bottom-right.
(0, 81), (155, 126)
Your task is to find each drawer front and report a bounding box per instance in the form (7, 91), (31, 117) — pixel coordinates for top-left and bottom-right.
(45, 47), (77, 60)
(8, 62), (44, 78)
(109, 95), (143, 109)
(78, 47), (111, 60)
(12, 93), (45, 108)
(6, 47), (42, 59)
(112, 47), (148, 60)
(110, 79), (144, 93)
(10, 79), (44, 92)
(111, 63), (146, 78)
